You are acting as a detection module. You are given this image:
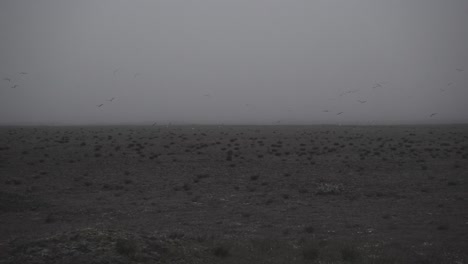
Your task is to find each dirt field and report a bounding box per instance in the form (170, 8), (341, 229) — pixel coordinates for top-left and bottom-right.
(0, 125), (467, 263)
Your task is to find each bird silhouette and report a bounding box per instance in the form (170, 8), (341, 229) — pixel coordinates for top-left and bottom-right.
(107, 97), (115, 102)
(456, 68), (464, 72)
(357, 100), (367, 103)
(133, 73), (140, 79)
(430, 113), (437, 117)
(339, 89), (359, 97)
(329, 89), (359, 100)
(372, 83), (383, 89)
(152, 122), (157, 126)
(19, 72), (28, 75)
(11, 85), (18, 88)
(337, 112), (343, 115)
(97, 104), (104, 108)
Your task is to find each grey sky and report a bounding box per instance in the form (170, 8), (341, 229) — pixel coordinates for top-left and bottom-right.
(1, 0), (467, 125)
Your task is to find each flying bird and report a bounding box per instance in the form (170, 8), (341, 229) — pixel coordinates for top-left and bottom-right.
(372, 83), (383, 89)
(113, 69), (119, 76)
(19, 72), (28, 75)
(357, 100), (367, 104)
(107, 97), (115, 102)
(430, 113), (437, 117)
(456, 68), (464, 72)
(442, 83), (453, 92)
(336, 112), (343, 115)
(339, 89), (359, 97)
(97, 104), (104, 108)
(133, 73), (140, 79)
(3, 78), (11, 82)
(152, 122), (157, 126)
(11, 85), (18, 88)
(329, 89), (359, 100)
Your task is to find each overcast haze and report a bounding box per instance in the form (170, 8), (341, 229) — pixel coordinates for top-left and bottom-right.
(1, 0), (467, 125)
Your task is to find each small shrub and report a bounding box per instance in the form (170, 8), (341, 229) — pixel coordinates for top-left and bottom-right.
(316, 183), (344, 195)
(447, 181), (457, 186)
(115, 238), (138, 258)
(341, 244), (361, 262)
(437, 224), (449, 230)
(250, 175), (259, 181)
(124, 179), (133, 184)
(12, 179), (22, 185)
(168, 231), (185, 239)
(382, 214), (391, 219)
(196, 174), (210, 179)
(45, 213), (56, 223)
(302, 245), (319, 261)
(212, 245), (230, 258)
(304, 225), (314, 234)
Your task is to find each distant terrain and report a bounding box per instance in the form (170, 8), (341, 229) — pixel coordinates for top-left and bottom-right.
(0, 125), (467, 263)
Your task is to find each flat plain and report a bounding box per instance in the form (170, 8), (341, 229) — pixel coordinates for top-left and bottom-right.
(0, 125), (467, 263)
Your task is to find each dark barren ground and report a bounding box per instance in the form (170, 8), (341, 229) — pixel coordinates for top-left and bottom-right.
(0, 125), (467, 263)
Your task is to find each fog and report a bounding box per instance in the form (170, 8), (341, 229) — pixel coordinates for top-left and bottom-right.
(1, 0), (467, 125)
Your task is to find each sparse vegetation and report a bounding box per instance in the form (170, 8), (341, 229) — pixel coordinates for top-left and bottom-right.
(0, 126), (467, 263)
(115, 238), (139, 258)
(302, 243), (319, 260)
(304, 225), (315, 234)
(340, 244), (361, 262)
(250, 175), (259, 181)
(212, 245), (230, 258)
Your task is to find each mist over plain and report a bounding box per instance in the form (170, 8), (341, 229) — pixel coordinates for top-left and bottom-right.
(1, 0), (467, 125)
